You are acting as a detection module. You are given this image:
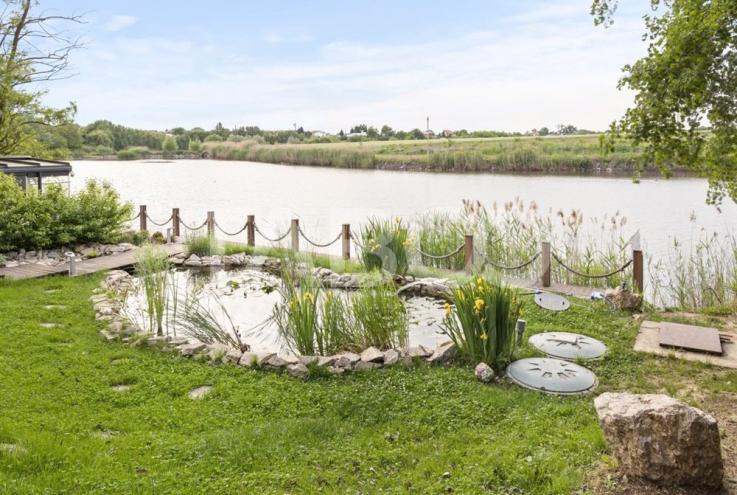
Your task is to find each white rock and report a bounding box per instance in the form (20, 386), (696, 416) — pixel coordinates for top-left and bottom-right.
(360, 347), (384, 363)
(594, 393), (723, 488)
(383, 349), (400, 366)
(188, 386), (212, 400)
(427, 341), (457, 364)
(287, 363), (309, 378)
(474, 362), (495, 383)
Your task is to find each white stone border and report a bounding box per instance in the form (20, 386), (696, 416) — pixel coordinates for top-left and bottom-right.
(93, 265), (458, 379)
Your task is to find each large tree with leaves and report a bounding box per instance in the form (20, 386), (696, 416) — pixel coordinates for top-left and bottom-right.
(0, 0), (82, 156)
(593, 0), (737, 205)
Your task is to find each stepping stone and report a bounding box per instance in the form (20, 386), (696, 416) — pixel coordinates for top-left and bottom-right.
(188, 386), (212, 400)
(90, 429), (119, 440)
(111, 384), (132, 393)
(44, 289), (60, 294)
(43, 305), (67, 310)
(39, 323), (60, 329)
(529, 332), (607, 360)
(0, 443), (27, 456)
(506, 357), (598, 395)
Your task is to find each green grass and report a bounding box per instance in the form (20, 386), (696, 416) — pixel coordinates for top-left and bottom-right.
(1, 275), (736, 493)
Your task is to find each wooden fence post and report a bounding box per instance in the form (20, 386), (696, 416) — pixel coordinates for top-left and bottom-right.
(342, 224), (351, 260)
(291, 219), (300, 252)
(541, 241), (551, 287)
(172, 208), (180, 238)
(633, 249), (644, 293)
(206, 211), (215, 237)
(247, 215), (255, 247)
(464, 234), (474, 274)
(139, 205), (147, 232)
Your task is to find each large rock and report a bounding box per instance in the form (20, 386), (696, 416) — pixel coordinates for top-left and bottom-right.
(360, 347), (384, 363)
(604, 286), (643, 310)
(427, 341), (457, 364)
(594, 393), (723, 488)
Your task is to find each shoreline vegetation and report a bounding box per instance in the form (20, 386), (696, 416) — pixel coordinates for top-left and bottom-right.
(73, 134), (695, 176)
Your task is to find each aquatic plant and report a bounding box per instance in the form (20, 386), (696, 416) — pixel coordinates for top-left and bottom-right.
(178, 290), (249, 351)
(350, 283), (408, 350)
(134, 244), (171, 336)
(442, 276), (521, 372)
(272, 267), (323, 355)
(185, 234), (221, 257)
(359, 217), (411, 276)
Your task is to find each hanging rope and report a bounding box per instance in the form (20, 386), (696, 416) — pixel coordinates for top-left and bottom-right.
(476, 248), (541, 271)
(215, 220), (249, 237)
(254, 223), (292, 242)
(180, 218), (208, 231)
(415, 244), (465, 260)
(128, 211), (141, 222)
(551, 251), (633, 279)
(146, 213), (173, 227)
(297, 226), (342, 248)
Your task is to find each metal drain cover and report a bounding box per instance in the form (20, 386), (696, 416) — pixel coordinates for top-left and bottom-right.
(529, 332), (607, 360)
(534, 292), (570, 311)
(506, 358), (597, 395)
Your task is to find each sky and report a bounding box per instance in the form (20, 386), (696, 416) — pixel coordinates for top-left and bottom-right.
(38, 0), (650, 133)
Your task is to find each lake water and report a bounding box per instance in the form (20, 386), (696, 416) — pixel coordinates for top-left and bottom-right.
(71, 159), (736, 260)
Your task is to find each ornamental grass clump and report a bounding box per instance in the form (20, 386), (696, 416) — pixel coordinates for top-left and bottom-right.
(359, 217), (411, 276)
(272, 268), (325, 356)
(442, 276), (522, 372)
(185, 234), (221, 257)
(350, 283), (408, 350)
(135, 244), (171, 336)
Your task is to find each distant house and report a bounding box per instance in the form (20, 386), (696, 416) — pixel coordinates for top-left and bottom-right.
(346, 131), (367, 138)
(423, 129), (436, 139)
(441, 129), (454, 138)
(311, 130), (330, 137)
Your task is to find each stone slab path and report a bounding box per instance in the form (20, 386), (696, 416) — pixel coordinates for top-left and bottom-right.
(0, 243), (185, 280)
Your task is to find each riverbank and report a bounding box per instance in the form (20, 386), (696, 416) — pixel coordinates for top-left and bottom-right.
(74, 134), (694, 176)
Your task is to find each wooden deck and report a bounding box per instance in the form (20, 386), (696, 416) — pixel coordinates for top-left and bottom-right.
(0, 243), (184, 281)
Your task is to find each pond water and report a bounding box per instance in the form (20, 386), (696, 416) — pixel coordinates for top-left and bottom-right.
(123, 267), (450, 353)
(71, 159), (736, 261)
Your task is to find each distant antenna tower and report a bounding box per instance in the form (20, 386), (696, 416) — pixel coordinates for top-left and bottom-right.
(426, 116), (430, 131)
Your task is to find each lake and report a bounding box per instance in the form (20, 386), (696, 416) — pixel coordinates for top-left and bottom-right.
(71, 159), (736, 260)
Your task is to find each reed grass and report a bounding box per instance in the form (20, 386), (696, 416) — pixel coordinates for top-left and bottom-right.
(442, 276), (521, 372)
(350, 283), (408, 350)
(179, 290), (249, 351)
(134, 244), (171, 336)
(185, 234), (221, 257)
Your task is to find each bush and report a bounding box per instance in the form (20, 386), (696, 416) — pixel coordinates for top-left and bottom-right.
(442, 276), (522, 372)
(359, 218), (411, 276)
(0, 175), (133, 252)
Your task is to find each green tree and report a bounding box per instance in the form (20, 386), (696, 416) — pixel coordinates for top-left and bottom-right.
(188, 139), (203, 153)
(162, 135), (178, 154)
(538, 127), (550, 136)
(594, 0), (737, 205)
(0, 1), (81, 156)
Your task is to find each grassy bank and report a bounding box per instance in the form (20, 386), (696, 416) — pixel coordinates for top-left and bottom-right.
(204, 134), (687, 174)
(1, 275), (736, 493)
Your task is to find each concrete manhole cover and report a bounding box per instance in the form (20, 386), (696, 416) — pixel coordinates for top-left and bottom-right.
(506, 358), (597, 395)
(534, 292), (570, 311)
(529, 332), (607, 360)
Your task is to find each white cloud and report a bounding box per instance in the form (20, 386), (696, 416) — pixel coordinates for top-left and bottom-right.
(106, 15), (137, 32)
(45, 2), (647, 133)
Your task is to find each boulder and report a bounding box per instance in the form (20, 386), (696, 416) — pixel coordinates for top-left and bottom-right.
(287, 363), (309, 379)
(238, 352), (258, 368)
(474, 362), (495, 383)
(354, 361), (381, 371)
(383, 349), (401, 366)
(179, 343), (207, 357)
(594, 393), (723, 488)
(604, 286), (643, 310)
(427, 341), (457, 364)
(317, 355), (337, 367)
(360, 347), (384, 363)
(262, 354), (288, 370)
(406, 345), (432, 359)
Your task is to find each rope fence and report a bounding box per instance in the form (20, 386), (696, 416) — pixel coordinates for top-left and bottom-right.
(130, 204), (645, 292)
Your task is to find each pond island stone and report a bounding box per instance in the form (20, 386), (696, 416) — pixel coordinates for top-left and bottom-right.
(594, 392), (723, 488)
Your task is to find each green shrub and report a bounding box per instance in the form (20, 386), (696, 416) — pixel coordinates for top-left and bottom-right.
(222, 243), (252, 255)
(359, 217), (411, 275)
(0, 175), (133, 252)
(150, 231), (166, 244)
(442, 276), (522, 372)
(185, 235), (221, 257)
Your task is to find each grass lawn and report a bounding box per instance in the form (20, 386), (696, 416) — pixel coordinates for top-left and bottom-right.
(1, 274), (735, 494)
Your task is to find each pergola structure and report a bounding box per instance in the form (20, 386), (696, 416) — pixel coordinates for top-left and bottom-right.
(0, 156), (72, 192)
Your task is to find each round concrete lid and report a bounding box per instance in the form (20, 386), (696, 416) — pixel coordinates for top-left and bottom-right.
(506, 357), (597, 395)
(529, 332), (607, 360)
(534, 292), (570, 311)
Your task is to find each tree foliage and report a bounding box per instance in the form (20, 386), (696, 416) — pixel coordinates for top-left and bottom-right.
(594, 0), (737, 205)
(0, 0), (82, 156)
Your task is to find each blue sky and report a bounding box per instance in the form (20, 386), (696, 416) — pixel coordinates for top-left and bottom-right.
(39, 0), (648, 132)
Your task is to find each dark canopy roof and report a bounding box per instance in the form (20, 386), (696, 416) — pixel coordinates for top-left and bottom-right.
(0, 156), (72, 176)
